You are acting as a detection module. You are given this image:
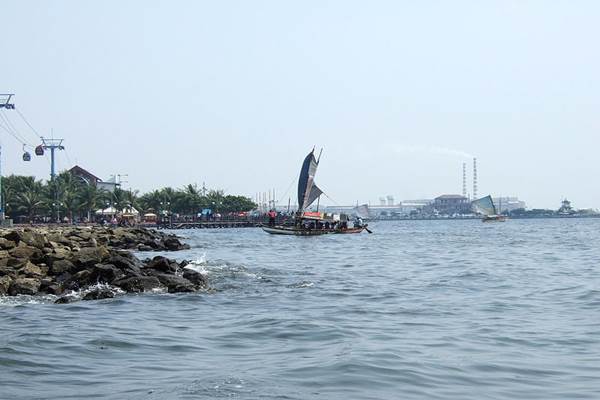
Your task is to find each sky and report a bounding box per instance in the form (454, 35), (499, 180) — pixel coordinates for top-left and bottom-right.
(1, 1), (599, 209)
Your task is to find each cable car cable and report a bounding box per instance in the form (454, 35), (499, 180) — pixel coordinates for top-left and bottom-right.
(0, 110), (32, 146)
(15, 108), (42, 141)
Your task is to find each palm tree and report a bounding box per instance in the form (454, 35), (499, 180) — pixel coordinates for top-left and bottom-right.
(61, 188), (80, 222)
(78, 184), (103, 221)
(139, 190), (162, 213)
(15, 178), (45, 222)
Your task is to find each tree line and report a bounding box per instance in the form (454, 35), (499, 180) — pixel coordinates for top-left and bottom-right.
(1, 172), (257, 222)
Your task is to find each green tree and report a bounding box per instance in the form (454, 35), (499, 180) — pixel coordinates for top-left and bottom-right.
(78, 184), (104, 221)
(15, 177), (45, 222)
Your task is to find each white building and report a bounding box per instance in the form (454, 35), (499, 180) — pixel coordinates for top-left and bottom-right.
(493, 197), (526, 213)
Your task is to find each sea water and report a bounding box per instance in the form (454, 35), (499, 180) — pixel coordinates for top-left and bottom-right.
(1, 219), (599, 399)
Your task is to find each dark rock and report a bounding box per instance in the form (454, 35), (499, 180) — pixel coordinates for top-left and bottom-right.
(113, 276), (161, 293)
(182, 269), (208, 288)
(106, 254), (142, 277)
(0, 265), (16, 278)
(83, 288), (115, 300)
(44, 247), (71, 264)
(70, 246), (110, 268)
(20, 230), (47, 248)
(9, 244), (43, 261)
(55, 272), (72, 283)
(90, 264), (122, 283)
(0, 238), (17, 250)
(154, 274), (195, 293)
(3, 230), (22, 244)
(164, 237), (189, 251)
(145, 256), (177, 273)
(8, 277), (41, 295)
(73, 231), (92, 241)
(137, 244), (154, 252)
(0, 275), (12, 295)
(50, 259), (76, 275)
(39, 278), (63, 295)
(55, 296), (74, 304)
(19, 261), (43, 278)
(62, 270), (92, 291)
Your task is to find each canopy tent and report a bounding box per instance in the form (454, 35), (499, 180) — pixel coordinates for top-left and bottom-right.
(95, 206), (140, 216)
(122, 207), (139, 216)
(95, 206), (118, 215)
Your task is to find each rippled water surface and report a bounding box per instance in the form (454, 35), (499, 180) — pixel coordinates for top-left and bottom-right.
(2, 219), (600, 399)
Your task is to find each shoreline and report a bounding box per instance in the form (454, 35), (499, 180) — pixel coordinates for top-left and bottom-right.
(0, 226), (206, 303)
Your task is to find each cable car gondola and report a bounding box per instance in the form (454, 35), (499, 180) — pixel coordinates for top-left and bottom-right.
(35, 144), (44, 156)
(22, 145), (31, 161)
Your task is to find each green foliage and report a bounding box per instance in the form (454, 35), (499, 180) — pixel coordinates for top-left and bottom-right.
(1, 172), (257, 220)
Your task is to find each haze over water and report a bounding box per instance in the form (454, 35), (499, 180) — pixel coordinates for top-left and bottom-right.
(1, 219), (599, 399)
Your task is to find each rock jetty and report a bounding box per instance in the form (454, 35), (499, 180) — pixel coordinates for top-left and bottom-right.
(0, 226), (205, 303)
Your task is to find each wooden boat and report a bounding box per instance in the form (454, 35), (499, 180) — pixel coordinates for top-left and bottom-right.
(262, 148), (370, 236)
(482, 215), (507, 222)
(472, 195), (507, 223)
(262, 225), (367, 235)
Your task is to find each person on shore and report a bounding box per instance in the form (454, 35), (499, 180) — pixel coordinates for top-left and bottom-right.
(268, 209), (277, 226)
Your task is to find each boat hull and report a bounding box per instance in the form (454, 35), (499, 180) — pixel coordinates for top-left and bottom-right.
(261, 225), (367, 235)
(482, 215), (507, 222)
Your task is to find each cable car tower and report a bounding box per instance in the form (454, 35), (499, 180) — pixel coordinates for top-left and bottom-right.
(0, 94), (15, 222)
(0, 94), (15, 110)
(40, 136), (65, 180)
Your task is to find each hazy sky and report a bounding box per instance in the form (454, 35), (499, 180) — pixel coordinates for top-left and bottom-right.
(1, 1), (598, 209)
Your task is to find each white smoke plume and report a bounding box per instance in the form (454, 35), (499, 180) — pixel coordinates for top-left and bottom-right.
(394, 145), (475, 159)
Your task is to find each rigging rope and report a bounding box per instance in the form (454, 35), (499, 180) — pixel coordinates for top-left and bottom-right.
(275, 176), (297, 206)
(322, 191), (343, 207)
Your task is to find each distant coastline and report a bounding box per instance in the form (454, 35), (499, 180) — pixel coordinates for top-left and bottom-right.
(373, 214), (600, 222)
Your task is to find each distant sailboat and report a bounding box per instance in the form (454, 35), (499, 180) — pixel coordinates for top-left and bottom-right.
(472, 195), (507, 222)
(262, 148), (370, 235)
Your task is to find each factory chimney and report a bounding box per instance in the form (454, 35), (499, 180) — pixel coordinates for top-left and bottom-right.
(462, 163), (467, 198)
(472, 158), (478, 200)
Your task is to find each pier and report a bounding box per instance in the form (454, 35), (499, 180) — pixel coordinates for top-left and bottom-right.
(156, 220), (260, 229)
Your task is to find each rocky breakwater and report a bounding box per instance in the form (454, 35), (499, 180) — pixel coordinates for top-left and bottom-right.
(0, 227), (206, 303)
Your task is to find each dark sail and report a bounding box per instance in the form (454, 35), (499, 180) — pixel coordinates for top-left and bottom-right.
(297, 150), (321, 212)
(306, 184), (323, 209)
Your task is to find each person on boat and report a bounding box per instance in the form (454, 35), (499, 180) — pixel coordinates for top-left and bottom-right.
(354, 217), (363, 228)
(268, 209), (277, 226)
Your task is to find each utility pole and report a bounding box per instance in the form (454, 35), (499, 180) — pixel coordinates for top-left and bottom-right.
(0, 94), (15, 222)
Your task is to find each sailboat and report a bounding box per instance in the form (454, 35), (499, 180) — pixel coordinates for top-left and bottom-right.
(261, 149), (370, 235)
(471, 195), (507, 222)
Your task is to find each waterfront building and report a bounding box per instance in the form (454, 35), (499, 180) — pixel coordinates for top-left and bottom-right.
(68, 165), (119, 192)
(68, 165), (102, 186)
(430, 194), (471, 215)
(492, 197), (527, 213)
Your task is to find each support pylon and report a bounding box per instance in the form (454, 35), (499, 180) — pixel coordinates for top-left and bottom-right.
(0, 94), (15, 222)
(41, 137), (65, 181)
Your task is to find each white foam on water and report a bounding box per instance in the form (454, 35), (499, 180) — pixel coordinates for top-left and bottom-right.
(0, 294), (57, 307)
